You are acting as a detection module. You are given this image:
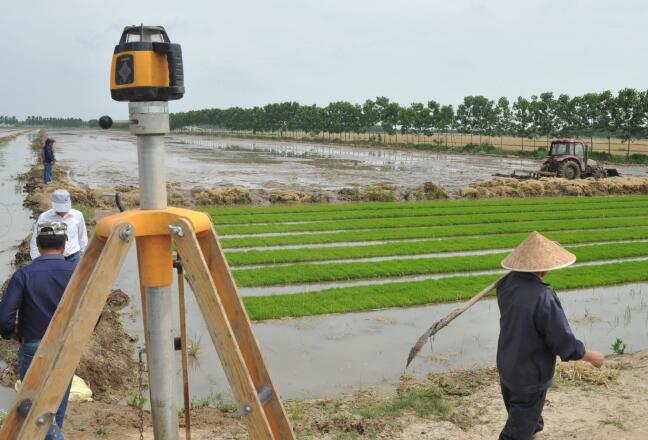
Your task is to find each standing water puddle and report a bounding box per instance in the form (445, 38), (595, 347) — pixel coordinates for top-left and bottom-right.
(0, 133), (34, 282)
(0, 133), (35, 409)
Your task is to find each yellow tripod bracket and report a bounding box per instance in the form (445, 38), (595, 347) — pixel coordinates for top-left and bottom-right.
(96, 207), (212, 287)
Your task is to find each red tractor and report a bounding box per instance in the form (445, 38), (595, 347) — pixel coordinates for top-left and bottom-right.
(540, 139), (618, 179)
(497, 139), (619, 180)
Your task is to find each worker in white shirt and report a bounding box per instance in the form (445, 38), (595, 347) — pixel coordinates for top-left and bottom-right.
(29, 189), (88, 264)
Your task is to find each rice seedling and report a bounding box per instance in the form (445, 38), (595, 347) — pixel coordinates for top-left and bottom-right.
(242, 259), (648, 320)
(209, 199), (648, 225)
(221, 217), (648, 249)
(206, 194), (648, 218)
(226, 227), (648, 266)
(232, 241), (648, 287)
(187, 336), (202, 358)
(216, 207), (648, 235)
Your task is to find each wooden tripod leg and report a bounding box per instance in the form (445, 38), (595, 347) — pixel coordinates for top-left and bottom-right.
(174, 219), (295, 440)
(172, 219), (277, 440)
(0, 223), (133, 439)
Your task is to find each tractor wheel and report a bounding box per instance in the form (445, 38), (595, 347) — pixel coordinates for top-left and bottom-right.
(557, 161), (581, 180)
(592, 166), (607, 179)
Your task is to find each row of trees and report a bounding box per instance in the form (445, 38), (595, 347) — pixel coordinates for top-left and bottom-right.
(23, 116), (86, 127)
(0, 116), (18, 124)
(0, 116), (89, 127)
(170, 88), (648, 144)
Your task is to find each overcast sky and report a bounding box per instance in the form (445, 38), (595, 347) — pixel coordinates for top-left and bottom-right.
(1, 0), (647, 120)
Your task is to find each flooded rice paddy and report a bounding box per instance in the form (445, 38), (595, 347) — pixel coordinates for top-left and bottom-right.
(51, 130), (647, 194)
(47, 130), (642, 194)
(112, 250), (648, 400)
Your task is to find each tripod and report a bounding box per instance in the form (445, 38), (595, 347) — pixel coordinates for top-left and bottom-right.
(0, 101), (295, 440)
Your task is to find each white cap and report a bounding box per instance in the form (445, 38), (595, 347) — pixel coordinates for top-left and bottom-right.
(51, 189), (72, 212)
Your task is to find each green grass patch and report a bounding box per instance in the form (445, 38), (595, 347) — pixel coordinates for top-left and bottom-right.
(210, 199), (648, 225)
(221, 216), (648, 249)
(233, 241), (648, 287)
(216, 207), (648, 235)
(243, 259), (648, 320)
(354, 388), (450, 419)
(206, 195), (648, 217)
(227, 227), (648, 266)
(72, 203), (94, 223)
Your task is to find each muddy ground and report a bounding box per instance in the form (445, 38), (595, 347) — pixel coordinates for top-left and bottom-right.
(59, 350), (648, 439)
(0, 134), (139, 400)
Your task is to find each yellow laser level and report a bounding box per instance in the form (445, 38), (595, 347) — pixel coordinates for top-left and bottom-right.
(110, 25), (184, 101)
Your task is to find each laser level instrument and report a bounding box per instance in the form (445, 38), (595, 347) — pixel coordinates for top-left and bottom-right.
(1, 25), (295, 440)
(111, 25), (184, 102)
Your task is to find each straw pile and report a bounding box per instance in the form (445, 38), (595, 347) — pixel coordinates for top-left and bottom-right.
(268, 190), (328, 204)
(338, 184), (396, 202)
(460, 176), (648, 199)
(555, 361), (619, 388)
(193, 186), (252, 205)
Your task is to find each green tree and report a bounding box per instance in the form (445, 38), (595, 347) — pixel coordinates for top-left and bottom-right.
(512, 97), (532, 150)
(374, 96), (401, 135)
(610, 88), (645, 155)
(493, 97), (512, 145)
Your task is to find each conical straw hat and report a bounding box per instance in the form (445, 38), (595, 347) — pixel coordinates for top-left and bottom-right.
(501, 231), (576, 272)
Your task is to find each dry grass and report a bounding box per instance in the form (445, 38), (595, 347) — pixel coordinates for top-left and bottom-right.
(461, 176), (648, 199)
(555, 361), (619, 388)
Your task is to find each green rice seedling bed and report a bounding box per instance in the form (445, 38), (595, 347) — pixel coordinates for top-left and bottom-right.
(220, 217), (648, 248)
(242, 260), (648, 320)
(210, 199), (648, 225)
(206, 195), (648, 218)
(232, 241), (648, 287)
(226, 227), (648, 266)
(216, 207), (648, 235)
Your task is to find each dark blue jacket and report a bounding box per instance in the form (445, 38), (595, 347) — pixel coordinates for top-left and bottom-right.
(496, 271), (585, 393)
(42, 145), (55, 163)
(0, 255), (74, 341)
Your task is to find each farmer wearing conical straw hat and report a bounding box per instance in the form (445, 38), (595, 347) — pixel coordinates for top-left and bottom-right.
(496, 231), (604, 440)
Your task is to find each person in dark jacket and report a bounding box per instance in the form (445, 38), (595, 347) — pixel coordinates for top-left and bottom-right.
(0, 221), (74, 440)
(496, 231), (603, 440)
(42, 138), (56, 184)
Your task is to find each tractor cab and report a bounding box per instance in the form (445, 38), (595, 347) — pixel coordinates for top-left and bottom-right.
(547, 139), (587, 162)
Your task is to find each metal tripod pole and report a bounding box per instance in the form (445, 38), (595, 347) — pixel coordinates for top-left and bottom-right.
(130, 101), (179, 439)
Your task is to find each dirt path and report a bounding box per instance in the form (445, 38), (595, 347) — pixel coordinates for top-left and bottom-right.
(57, 350), (648, 439)
(398, 351), (648, 439)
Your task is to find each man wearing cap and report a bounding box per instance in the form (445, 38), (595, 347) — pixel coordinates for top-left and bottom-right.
(0, 221), (74, 439)
(30, 189), (88, 264)
(42, 138), (56, 184)
(496, 231), (604, 439)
